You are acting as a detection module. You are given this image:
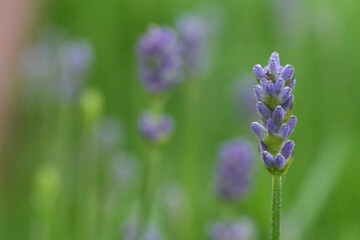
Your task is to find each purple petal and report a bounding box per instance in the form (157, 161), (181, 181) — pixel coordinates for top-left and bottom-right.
(261, 151), (274, 168)
(274, 79), (285, 93)
(256, 102), (272, 120)
(253, 64), (265, 79)
(267, 119), (278, 134)
(273, 106), (285, 125)
(274, 154), (286, 170)
(281, 140), (295, 160)
(251, 122), (267, 140)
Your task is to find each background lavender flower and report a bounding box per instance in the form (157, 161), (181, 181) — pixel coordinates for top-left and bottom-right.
(94, 117), (124, 153)
(176, 14), (210, 79)
(208, 218), (258, 240)
(137, 26), (183, 94)
(251, 52), (297, 174)
(20, 27), (94, 103)
(234, 78), (258, 121)
(215, 138), (254, 202)
(122, 220), (163, 240)
(138, 110), (175, 144)
(55, 40), (94, 102)
(111, 152), (138, 186)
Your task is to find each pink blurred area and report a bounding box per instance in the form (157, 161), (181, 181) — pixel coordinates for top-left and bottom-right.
(0, 0), (37, 142)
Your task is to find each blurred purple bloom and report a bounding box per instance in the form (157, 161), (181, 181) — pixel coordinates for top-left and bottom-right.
(215, 138), (254, 202)
(111, 152), (138, 189)
(138, 110), (175, 143)
(56, 40), (93, 102)
(251, 52), (297, 174)
(235, 79), (258, 120)
(94, 117), (123, 152)
(137, 26), (183, 94)
(20, 27), (94, 103)
(176, 14), (210, 79)
(122, 220), (163, 240)
(208, 218), (258, 240)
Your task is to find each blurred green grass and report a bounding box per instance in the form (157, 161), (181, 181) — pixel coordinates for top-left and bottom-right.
(1, 0), (360, 239)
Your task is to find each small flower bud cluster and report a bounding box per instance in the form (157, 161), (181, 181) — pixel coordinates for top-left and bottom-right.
(215, 138), (254, 202)
(208, 217), (258, 240)
(251, 52), (297, 175)
(138, 110), (175, 144)
(137, 26), (183, 94)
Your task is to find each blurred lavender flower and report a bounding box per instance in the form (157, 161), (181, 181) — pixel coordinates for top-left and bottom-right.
(176, 14), (210, 79)
(110, 152), (138, 189)
(208, 218), (258, 240)
(122, 220), (163, 240)
(215, 138), (254, 202)
(234, 79), (258, 120)
(20, 26), (94, 103)
(138, 110), (175, 144)
(94, 117), (123, 152)
(251, 52), (297, 175)
(55, 40), (93, 102)
(137, 26), (183, 94)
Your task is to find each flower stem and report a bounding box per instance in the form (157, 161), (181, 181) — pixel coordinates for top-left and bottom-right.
(138, 145), (161, 234)
(272, 175), (282, 240)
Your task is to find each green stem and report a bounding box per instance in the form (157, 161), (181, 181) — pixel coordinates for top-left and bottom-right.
(138, 146), (161, 234)
(272, 175), (282, 240)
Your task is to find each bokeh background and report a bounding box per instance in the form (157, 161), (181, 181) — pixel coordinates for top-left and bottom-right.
(0, 0), (359, 239)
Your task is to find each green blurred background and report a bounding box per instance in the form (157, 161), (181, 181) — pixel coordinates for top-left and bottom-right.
(1, 0), (359, 239)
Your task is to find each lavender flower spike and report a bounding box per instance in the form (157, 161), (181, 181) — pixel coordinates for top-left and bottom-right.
(137, 26), (183, 94)
(208, 217), (258, 240)
(251, 52), (297, 175)
(215, 138), (254, 202)
(138, 110), (175, 144)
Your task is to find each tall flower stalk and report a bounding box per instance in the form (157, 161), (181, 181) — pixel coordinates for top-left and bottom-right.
(136, 25), (182, 237)
(251, 52), (297, 240)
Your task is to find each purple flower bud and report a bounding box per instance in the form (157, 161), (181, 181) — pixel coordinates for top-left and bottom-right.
(279, 87), (292, 103)
(253, 64), (265, 79)
(271, 52), (280, 67)
(289, 79), (296, 89)
(282, 94), (294, 110)
(215, 139), (254, 201)
(281, 64), (294, 81)
(268, 58), (278, 74)
(261, 151), (274, 168)
(137, 27), (183, 94)
(274, 78), (285, 93)
(122, 219), (163, 240)
(259, 141), (268, 152)
(288, 116), (297, 137)
(138, 110), (175, 143)
(278, 123), (290, 139)
(273, 106), (285, 125)
(254, 85), (263, 101)
(256, 102), (272, 120)
(281, 140), (295, 160)
(260, 78), (267, 89)
(208, 218), (258, 240)
(274, 154), (286, 169)
(265, 80), (276, 96)
(251, 122), (267, 140)
(267, 119), (278, 134)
